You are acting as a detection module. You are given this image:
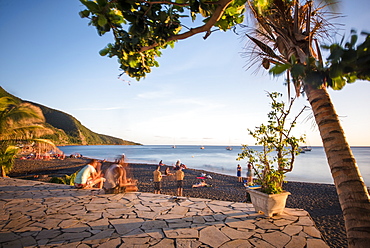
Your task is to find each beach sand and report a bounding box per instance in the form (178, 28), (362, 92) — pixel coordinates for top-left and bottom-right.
(9, 157), (347, 247)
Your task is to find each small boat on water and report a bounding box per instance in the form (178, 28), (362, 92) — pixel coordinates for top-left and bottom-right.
(200, 146), (205, 149)
(300, 146), (312, 152)
(226, 146), (233, 151)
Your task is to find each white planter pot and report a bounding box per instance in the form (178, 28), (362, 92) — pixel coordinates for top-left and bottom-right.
(247, 189), (291, 217)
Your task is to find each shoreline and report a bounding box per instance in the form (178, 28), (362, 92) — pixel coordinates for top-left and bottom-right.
(9, 157), (347, 247)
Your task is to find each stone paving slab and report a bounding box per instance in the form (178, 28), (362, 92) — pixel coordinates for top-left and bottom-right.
(0, 177), (329, 247)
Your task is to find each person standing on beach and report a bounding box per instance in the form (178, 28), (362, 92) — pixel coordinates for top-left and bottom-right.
(153, 165), (162, 194)
(237, 164), (242, 182)
(74, 159), (105, 189)
(247, 162), (254, 185)
(175, 166), (185, 196)
(174, 159), (181, 169)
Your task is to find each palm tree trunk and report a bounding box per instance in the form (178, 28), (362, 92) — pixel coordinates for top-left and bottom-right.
(1, 166), (6, 177)
(305, 84), (370, 247)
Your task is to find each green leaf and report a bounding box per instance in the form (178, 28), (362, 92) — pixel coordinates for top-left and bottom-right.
(80, 0), (100, 12)
(327, 45), (343, 62)
(79, 10), (90, 18)
(98, 15), (108, 27)
(329, 63), (343, 78)
(96, 0), (107, 7)
(128, 57), (138, 68)
(99, 47), (110, 56)
(225, 6), (238, 15)
(269, 63), (291, 76)
(331, 77), (346, 90)
(290, 64), (305, 78)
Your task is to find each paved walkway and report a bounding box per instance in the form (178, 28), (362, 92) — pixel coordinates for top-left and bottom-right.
(0, 177), (329, 247)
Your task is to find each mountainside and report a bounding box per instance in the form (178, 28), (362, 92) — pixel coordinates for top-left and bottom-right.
(0, 87), (141, 146)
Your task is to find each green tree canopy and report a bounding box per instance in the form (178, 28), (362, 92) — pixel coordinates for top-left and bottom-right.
(79, 0), (247, 79)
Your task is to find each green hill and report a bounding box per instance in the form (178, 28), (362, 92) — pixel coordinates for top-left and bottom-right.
(0, 87), (141, 146)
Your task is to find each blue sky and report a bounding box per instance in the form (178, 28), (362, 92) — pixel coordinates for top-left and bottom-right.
(1, 0), (369, 146)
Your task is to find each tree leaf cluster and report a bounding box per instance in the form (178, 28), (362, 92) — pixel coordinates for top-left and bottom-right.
(269, 31), (370, 91)
(324, 30), (370, 89)
(79, 0), (246, 80)
(237, 92), (306, 194)
(246, 0), (370, 92)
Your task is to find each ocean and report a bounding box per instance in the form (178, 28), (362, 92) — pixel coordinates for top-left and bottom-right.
(58, 145), (370, 186)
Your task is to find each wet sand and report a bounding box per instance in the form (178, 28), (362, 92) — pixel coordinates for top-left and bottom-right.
(10, 157), (347, 247)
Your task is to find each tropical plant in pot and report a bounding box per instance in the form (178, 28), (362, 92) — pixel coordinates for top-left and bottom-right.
(238, 92), (306, 216)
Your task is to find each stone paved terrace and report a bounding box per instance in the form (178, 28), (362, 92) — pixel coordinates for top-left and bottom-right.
(0, 177), (329, 247)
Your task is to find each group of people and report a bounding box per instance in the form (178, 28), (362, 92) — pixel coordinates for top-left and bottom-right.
(237, 162), (254, 185)
(74, 157), (254, 195)
(74, 156), (137, 193)
(153, 160), (185, 196)
(20, 152), (66, 160)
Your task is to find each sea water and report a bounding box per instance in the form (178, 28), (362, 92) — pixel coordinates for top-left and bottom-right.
(58, 145), (370, 186)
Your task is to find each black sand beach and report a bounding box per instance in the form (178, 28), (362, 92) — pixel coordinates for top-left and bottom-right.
(10, 157), (347, 247)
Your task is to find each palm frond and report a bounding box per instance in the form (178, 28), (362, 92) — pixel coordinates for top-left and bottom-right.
(246, 34), (277, 57)
(242, 0), (340, 95)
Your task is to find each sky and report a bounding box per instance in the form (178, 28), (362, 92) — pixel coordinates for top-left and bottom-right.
(0, 0), (369, 146)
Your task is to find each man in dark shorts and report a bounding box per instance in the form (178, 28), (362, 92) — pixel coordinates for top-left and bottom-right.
(175, 166), (184, 196)
(153, 165), (162, 194)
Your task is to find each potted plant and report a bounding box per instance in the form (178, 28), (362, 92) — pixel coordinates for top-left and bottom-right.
(238, 92), (306, 217)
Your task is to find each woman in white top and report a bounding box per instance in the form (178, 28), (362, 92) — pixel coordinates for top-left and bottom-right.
(74, 159), (105, 189)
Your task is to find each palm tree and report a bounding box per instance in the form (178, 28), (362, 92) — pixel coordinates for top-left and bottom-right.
(0, 145), (19, 177)
(244, 1), (370, 246)
(0, 96), (57, 177)
(79, 0), (370, 245)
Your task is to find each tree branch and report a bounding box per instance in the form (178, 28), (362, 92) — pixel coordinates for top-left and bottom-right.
(140, 0), (234, 52)
(137, 0), (190, 7)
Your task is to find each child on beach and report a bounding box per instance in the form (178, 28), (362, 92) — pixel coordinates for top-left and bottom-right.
(74, 159), (105, 189)
(237, 164), (242, 182)
(153, 165), (162, 194)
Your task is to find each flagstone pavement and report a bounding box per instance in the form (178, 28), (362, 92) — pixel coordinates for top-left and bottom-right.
(0, 177), (329, 248)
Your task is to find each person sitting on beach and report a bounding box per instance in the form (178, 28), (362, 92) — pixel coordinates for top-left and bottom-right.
(153, 165), (162, 194)
(192, 180), (208, 188)
(74, 159), (105, 189)
(103, 156), (136, 194)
